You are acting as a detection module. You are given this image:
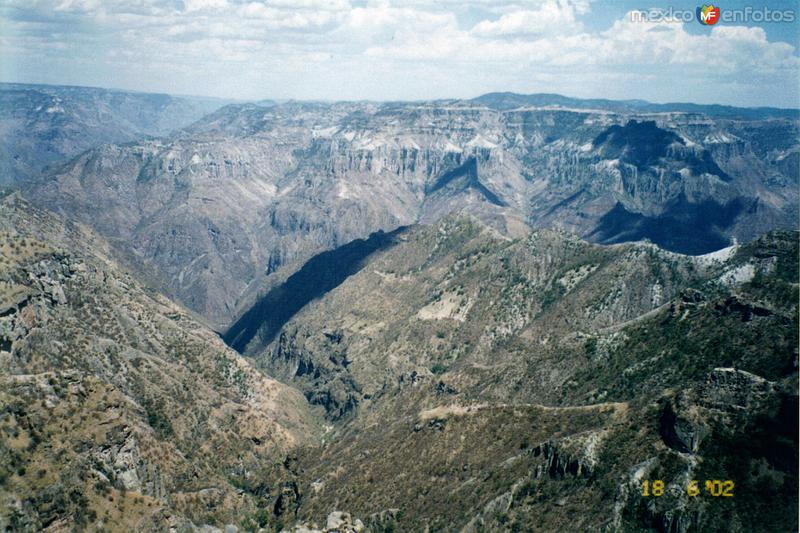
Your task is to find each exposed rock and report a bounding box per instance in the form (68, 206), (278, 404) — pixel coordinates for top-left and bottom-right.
(273, 482), (301, 517)
(702, 367), (774, 410)
(659, 400), (708, 454)
(532, 441), (593, 479)
(282, 510), (365, 533)
(0, 82), (227, 186)
(24, 99), (799, 328)
(0, 195), (322, 530)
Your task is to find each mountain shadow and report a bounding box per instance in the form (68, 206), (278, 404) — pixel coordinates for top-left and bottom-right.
(223, 227), (406, 353)
(588, 194), (754, 254)
(593, 120), (730, 180)
(426, 157), (506, 206)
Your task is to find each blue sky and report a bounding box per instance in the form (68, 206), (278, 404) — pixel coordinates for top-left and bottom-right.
(1, 0), (798, 107)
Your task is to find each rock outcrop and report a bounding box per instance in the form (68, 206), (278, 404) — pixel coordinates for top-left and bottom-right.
(0, 194), (322, 530)
(23, 97), (799, 327)
(282, 511), (366, 533)
(0, 82), (227, 186)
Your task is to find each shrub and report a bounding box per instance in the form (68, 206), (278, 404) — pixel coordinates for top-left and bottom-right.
(431, 364), (448, 375)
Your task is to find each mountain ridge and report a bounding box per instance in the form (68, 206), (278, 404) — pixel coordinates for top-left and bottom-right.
(225, 213), (798, 531)
(22, 95), (797, 328)
(0, 82), (232, 186)
(472, 91), (800, 118)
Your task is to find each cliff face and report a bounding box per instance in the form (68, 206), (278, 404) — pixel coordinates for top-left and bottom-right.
(24, 99), (799, 328)
(0, 193), (322, 531)
(0, 83), (229, 186)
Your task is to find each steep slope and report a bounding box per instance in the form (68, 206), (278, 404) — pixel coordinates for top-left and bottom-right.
(0, 83), (229, 185)
(25, 97), (799, 328)
(224, 227), (406, 353)
(0, 193), (322, 531)
(232, 217), (797, 532)
(241, 218), (717, 417)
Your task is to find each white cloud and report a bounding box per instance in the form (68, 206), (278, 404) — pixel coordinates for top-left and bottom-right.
(0, 0), (797, 106)
(183, 0), (229, 13)
(262, 0), (351, 11)
(54, 0), (103, 12)
(471, 1), (585, 37)
(366, 6), (799, 74)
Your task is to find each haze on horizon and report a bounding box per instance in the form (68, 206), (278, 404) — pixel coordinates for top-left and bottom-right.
(1, 0), (799, 108)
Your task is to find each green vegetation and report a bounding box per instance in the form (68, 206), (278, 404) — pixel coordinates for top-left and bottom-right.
(430, 363), (448, 375)
(583, 337), (597, 358)
(142, 397), (173, 438)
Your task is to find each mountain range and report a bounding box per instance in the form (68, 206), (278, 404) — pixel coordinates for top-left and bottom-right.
(0, 83), (234, 187)
(14, 87), (799, 330)
(0, 83), (797, 532)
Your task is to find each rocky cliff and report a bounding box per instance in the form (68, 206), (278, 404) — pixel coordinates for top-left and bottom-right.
(0, 83), (229, 186)
(23, 96), (800, 329)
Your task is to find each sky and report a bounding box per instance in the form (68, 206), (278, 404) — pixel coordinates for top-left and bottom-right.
(1, 0), (799, 107)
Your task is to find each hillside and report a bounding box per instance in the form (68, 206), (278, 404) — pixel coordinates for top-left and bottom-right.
(0, 83), (229, 186)
(230, 216), (798, 532)
(0, 193), (322, 531)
